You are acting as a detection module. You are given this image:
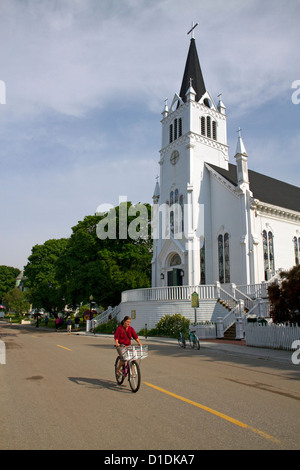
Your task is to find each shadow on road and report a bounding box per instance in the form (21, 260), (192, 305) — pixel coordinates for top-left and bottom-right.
(68, 376), (132, 393)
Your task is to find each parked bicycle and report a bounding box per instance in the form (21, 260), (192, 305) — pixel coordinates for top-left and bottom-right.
(188, 330), (200, 350)
(115, 345), (148, 393)
(178, 330), (186, 348)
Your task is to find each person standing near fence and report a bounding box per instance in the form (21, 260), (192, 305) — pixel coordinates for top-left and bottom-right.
(67, 316), (72, 333)
(74, 315), (80, 330)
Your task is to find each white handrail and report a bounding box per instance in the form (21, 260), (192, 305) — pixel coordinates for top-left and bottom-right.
(233, 287), (255, 311)
(121, 284), (217, 302)
(93, 304), (120, 327)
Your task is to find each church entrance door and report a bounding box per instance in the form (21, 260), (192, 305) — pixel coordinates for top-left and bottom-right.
(167, 268), (183, 287)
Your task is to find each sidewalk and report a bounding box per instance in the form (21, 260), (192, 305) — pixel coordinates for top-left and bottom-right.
(198, 339), (294, 364)
(147, 336), (294, 365)
(81, 331), (295, 365)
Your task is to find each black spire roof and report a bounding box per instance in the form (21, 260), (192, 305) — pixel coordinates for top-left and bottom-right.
(179, 38), (206, 103)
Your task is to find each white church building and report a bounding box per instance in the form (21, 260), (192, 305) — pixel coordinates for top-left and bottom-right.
(151, 36), (300, 289)
(95, 36), (300, 336)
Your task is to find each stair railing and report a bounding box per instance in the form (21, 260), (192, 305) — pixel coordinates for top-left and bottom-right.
(216, 299), (245, 338)
(89, 304), (121, 331)
(216, 282), (237, 310)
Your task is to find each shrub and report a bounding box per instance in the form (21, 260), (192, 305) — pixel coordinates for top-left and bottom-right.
(138, 327), (159, 337)
(94, 318), (118, 334)
(268, 265), (300, 326)
(154, 313), (190, 338)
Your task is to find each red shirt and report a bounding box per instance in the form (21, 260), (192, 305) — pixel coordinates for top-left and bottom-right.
(114, 325), (138, 346)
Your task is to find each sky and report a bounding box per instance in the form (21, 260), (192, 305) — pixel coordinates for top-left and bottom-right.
(0, 0), (299, 270)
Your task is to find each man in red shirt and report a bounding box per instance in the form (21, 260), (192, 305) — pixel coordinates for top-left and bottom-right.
(114, 316), (142, 375)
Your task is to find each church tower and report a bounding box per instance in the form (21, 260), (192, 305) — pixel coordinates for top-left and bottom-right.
(152, 35), (229, 288)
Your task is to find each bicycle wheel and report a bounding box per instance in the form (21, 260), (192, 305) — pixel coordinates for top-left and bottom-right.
(196, 338), (200, 350)
(128, 360), (141, 393)
(115, 357), (125, 385)
(178, 337), (186, 348)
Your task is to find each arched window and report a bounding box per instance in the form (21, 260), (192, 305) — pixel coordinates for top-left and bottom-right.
(206, 116), (211, 138)
(218, 232), (230, 283)
(294, 236), (300, 265)
(169, 118), (182, 144)
(170, 189), (184, 235)
(179, 195), (184, 232)
(268, 231), (274, 273)
(224, 233), (230, 283)
(200, 116), (217, 140)
(200, 237), (206, 285)
(169, 124), (173, 143)
(170, 191), (174, 234)
(263, 230), (275, 280)
(201, 116), (205, 136)
(174, 118), (178, 140)
(170, 253), (181, 266)
(212, 121), (217, 140)
(175, 188), (179, 203)
(178, 118), (182, 137)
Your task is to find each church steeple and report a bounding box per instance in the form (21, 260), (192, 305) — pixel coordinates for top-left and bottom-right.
(153, 30), (229, 289)
(179, 38), (206, 103)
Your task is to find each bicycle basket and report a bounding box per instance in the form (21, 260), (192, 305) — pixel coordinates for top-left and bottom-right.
(124, 345), (148, 361)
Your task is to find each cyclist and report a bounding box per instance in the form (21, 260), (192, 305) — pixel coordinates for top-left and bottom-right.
(114, 316), (142, 376)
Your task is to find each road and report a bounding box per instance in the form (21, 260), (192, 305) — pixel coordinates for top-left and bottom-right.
(0, 323), (299, 451)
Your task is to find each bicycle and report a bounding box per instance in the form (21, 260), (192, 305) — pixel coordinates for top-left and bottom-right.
(178, 330), (186, 348)
(114, 345), (148, 393)
(188, 330), (200, 349)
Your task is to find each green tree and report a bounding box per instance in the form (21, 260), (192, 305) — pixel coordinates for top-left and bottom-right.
(0, 265), (21, 303)
(56, 202), (152, 308)
(23, 238), (68, 313)
(3, 288), (30, 316)
(268, 265), (300, 325)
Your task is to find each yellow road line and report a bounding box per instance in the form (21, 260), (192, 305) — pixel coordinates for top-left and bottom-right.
(144, 382), (281, 445)
(57, 344), (72, 351)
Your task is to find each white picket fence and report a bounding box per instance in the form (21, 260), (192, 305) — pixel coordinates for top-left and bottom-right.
(245, 323), (300, 351)
(190, 323), (217, 339)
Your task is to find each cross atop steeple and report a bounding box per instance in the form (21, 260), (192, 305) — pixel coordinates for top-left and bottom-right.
(187, 22), (198, 39)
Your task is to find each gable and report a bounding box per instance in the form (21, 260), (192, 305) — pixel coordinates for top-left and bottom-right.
(208, 163), (300, 213)
(157, 237), (187, 267)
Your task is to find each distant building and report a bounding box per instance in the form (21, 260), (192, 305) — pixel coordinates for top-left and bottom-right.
(15, 271), (26, 292)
